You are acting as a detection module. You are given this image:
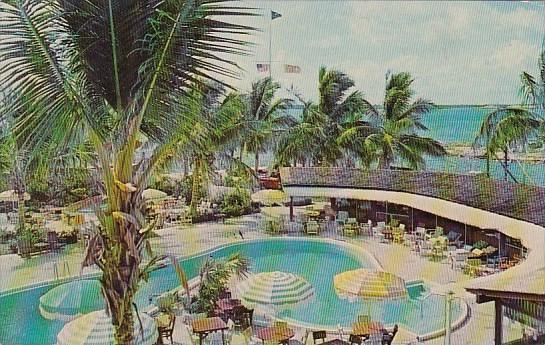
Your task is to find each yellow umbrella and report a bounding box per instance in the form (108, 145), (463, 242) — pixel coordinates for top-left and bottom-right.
(334, 269), (407, 301)
(251, 189), (288, 206)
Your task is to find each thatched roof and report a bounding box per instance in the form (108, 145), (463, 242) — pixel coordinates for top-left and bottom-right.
(280, 167), (545, 227)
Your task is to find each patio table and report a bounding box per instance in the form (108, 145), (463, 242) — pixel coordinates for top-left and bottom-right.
(351, 321), (383, 337)
(255, 325), (295, 343)
(191, 316), (228, 345)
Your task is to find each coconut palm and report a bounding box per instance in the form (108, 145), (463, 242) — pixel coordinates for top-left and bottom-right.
(475, 107), (540, 181)
(239, 77), (293, 173)
(0, 1), (253, 343)
(340, 72), (446, 169)
(181, 82), (251, 217)
(276, 67), (366, 166)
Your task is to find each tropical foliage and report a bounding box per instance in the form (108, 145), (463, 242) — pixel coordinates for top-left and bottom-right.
(194, 252), (250, 314)
(276, 67), (367, 166)
(343, 72), (446, 169)
(0, 1), (253, 343)
(239, 77), (294, 172)
(277, 69), (446, 169)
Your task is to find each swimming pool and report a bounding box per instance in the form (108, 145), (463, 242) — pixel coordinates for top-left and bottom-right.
(0, 238), (463, 344)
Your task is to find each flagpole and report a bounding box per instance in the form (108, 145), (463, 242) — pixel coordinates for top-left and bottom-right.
(268, 11), (272, 79)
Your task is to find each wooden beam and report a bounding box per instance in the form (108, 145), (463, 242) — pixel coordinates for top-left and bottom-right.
(495, 299), (503, 345)
(289, 197), (294, 222)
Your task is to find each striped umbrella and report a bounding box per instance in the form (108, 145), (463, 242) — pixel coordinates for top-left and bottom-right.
(39, 280), (103, 321)
(334, 269), (407, 301)
(236, 271), (315, 310)
(56, 310), (158, 345)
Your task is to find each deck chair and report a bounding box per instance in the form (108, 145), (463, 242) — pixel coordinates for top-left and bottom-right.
(336, 211), (349, 226)
(434, 226), (444, 237)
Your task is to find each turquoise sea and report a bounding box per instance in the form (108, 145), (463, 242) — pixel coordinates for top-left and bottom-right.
(248, 106), (545, 186)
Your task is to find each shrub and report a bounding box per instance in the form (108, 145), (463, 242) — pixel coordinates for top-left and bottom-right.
(220, 187), (252, 217)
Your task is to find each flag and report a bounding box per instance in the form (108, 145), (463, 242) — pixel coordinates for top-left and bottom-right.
(257, 63), (270, 73)
(284, 64), (301, 74)
(271, 10), (282, 20)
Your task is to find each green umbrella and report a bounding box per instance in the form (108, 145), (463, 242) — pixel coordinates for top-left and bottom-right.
(39, 279), (103, 321)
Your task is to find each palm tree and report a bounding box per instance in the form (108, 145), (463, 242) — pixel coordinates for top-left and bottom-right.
(276, 67), (366, 166)
(0, 1), (253, 343)
(340, 72), (446, 169)
(181, 82), (251, 217)
(240, 77), (293, 173)
(475, 107), (540, 180)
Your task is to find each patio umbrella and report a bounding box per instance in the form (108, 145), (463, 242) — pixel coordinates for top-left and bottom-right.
(57, 310), (158, 345)
(236, 271), (315, 310)
(39, 279), (103, 321)
(251, 190), (288, 206)
(334, 269), (407, 301)
(0, 190), (30, 202)
(142, 189), (168, 200)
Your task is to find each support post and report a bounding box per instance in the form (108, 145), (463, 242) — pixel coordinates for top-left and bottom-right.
(495, 299), (503, 345)
(289, 197), (294, 222)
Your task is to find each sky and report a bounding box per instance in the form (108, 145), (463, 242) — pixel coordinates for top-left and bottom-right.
(223, 1), (545, 105)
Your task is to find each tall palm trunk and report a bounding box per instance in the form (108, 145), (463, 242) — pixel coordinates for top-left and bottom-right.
(102, 254), (137, 344)
(189, 158), (201, 217)
(254, 152), (259, 175)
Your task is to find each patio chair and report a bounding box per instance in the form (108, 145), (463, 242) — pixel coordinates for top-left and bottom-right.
(349, 334), (363, 345)
(446, 231), (463, 248)
(336, 211), (349, 226)
(392, 230), (404, 244)
(184, 324), (199, 345)
(158, 314), (176, 344)
(363, 332), (381, 345)
(464, 258), (482, 277)
(343, 223), (358, 237)
(381, 325), (398, 345)
(434, 226), (444, 238)
(357, 314), (371, 323)
(241, 327), (259, 345)
(312, 330), (327, 344)
(306, 221), (319, 235)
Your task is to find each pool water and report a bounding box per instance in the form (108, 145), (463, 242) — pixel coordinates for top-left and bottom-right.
(0, 238), (462, 344)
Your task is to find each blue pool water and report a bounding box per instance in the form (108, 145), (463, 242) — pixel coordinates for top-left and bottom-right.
(0, 239), (462, 344)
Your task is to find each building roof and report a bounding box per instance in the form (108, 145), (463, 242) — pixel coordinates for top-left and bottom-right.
(280, 167), (545, 227)
(466, 267), (545, 301)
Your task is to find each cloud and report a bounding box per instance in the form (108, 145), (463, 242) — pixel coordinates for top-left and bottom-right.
(224, 0), (544, 104)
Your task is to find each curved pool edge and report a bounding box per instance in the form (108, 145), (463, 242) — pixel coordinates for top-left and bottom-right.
(0, 236), (377, 297)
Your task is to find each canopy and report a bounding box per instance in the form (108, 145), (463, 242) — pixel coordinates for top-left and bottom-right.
(0, 190), (30, 202)
(142, 189), (168, 200)
(334, 269), (407, 301)
(57, 310), (158, 345)
(236, 271), (314, 310)
(251, 190), (288, 206)
(39, 279), (103, 321)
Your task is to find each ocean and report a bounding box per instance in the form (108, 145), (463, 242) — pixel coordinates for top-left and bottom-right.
(242, 105), (545, 187)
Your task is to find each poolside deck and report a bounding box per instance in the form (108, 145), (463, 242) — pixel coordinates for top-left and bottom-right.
(0, 206), (532, 344)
